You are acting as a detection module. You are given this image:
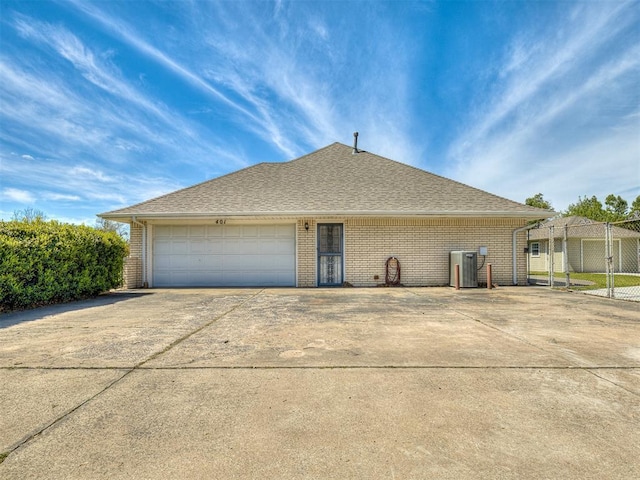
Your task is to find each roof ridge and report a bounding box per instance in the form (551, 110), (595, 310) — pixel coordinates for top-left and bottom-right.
(284, 142), (345, 165)
(100, 141), (554, 219)
(327, 143), (551, 214)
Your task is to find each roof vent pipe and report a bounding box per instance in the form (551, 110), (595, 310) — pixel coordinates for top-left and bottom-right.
(352, 132), (359, 154)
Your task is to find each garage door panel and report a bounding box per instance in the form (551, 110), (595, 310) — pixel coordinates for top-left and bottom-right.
(154, 272), (171, 285)
(277, 255), (296, 269)
(225, 239), (259, 254)
(171, 226), (188, 236)
(276, 271), (296, 284)
(257, 239), (275, 253)
(202, 255), (223, 269)
(154, 240), (172, 255)
(189, 226), (206, 237)
(260, 225), (276, 236)
(223, 225), (243, 237)
(256, 238), (293, 254)
(169, 241), (189, 254)
(275, 238), (296, 254)
(222, 255), (249, 269)
(170, 271), (190, 285)
(190, 272), (222, 284)
(206, 226), (223, 237)
(153, 224), (295, 287)
(242, 226), (259, 237)
(275, 225), (295, 237)
(186, 256), (206, 269)
(168, 256), (188, 270)
(583, 240), (621, 272)
(154, 255), (173, 269)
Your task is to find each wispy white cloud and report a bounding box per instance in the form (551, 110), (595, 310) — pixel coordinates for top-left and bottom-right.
(0, 150), (181, 214)
(446, 1), (640, 209)
(13, 14), (193, 133)
(1, 188), (35, 203)
(42, 192), (82, 202)
(4, 14), (250, 170)
(63, 1), (268, 137)
(449, 2), (635, 160)
(63, 0), (420, 163)
(193, 1), (419, 161)
(3, 0), (634, 225)
(68, 166), (115, 183)
(0, 9), (264, 221)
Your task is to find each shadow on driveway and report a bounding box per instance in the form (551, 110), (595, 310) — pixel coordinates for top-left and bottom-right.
(0, 291), (154, 329)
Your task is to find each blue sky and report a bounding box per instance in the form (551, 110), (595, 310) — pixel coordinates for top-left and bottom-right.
(1, 0), (638, 224)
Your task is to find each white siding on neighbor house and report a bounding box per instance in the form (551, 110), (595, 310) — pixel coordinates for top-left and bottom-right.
(152, 224), (295, 287)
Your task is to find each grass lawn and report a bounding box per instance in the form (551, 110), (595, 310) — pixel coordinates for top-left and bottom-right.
(529, 271), (640, 290)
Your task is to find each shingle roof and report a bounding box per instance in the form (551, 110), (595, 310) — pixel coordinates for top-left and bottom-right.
(528, 216), (640, 239)
(101, 142), (552, 220)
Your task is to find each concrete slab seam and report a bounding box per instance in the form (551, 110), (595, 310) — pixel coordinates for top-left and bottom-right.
(2, 368), (132, 458)
(133, 289), (265, 368)
(403, 288), (640, 398)
(1, 289), (265, 462)
(3, 365), (638, 371)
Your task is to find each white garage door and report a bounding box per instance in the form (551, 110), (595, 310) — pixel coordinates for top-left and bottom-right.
(153, 224), (295, 287)
(582, 239), (620, 272)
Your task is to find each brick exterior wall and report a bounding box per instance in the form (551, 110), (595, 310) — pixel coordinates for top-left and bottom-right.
(297, 218), (317, 287)
(124, 222), (144, 288)
(342, 218), (528, 287)
(128, 217), (529, 288)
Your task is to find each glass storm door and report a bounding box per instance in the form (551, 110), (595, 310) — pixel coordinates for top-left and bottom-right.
(318, 224), (343, 286)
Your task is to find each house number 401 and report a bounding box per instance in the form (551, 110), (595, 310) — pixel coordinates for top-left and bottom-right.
(215, 219), (227, 224)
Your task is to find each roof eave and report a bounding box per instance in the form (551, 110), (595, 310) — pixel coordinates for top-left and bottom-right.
(100, 210), (554, 222)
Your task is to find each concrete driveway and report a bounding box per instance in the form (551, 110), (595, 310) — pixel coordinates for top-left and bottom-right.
(1, 287), (639, 479)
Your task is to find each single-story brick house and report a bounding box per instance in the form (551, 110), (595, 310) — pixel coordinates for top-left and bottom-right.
(528, 216), (640, 273)
(100, 142), (551, 288)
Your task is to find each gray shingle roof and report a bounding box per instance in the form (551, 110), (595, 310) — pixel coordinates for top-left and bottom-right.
(528, 216), (640, 239)
(101, 143), (552, 219)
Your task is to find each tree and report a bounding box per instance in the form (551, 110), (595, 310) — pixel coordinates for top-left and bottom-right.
(12, 207), (47, 222)
(525, 193), (553, 211)
(628, 195), (640, 219)
(604, 194), (628, 222)
(564, 195), (608, 222)
(95, 217), (129, 241)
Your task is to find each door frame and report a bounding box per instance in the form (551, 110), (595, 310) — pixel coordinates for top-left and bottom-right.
(317, 223), (344, 286)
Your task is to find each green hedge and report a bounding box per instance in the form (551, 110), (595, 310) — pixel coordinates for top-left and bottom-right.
(0, 220), (128, 312)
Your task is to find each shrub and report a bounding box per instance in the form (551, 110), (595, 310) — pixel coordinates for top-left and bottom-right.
(0, 220), (128, 312)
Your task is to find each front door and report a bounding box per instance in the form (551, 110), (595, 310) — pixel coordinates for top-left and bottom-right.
(318, 223), (343, 286)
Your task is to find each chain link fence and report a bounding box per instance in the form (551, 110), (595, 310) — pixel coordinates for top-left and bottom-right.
(527, 217), (640, 302)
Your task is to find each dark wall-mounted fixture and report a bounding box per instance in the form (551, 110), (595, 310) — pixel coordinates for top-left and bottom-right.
(304, 222), (309, 231)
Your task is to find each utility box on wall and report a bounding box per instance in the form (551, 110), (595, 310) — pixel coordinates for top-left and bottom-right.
(450, 251), (478, 287)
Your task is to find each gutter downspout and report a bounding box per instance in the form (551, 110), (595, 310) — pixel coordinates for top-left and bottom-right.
(131, 216), (147, 288)
(512, 224), (532, 285)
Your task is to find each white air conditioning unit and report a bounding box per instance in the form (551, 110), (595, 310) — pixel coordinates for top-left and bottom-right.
(449, 251), (478, 288)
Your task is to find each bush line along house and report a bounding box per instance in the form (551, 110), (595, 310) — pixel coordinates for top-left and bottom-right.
(100, 140), (551, 288)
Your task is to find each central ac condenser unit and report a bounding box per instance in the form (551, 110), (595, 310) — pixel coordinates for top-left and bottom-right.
(449, 251), (478, 287)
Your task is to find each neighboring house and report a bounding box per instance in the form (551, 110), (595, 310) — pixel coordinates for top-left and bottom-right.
(528, 216), (640, 273)
(100, 142), (551, 288)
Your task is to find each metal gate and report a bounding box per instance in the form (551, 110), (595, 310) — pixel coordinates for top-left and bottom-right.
(527, 219), (640, 301)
